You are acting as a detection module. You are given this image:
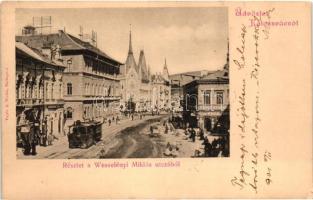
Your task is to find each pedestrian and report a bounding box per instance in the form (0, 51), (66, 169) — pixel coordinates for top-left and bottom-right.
(29, 123), (38, 155)
(164, 142), (172, 157)
(131, 114), (134, 121)
(47, 132), (58, 145)
(165, 124), (168, 134)
(108, 119), (111, 126)
(20, 122), (31, 155)
(116, 116), (119, 124)
(191, 128), (196, 142)
(150, 126), (153, 135)
(40, 121), (47, 146)
(169, 124), (174, 133)
(199, 128), (205, 140)
(98, 148), (106, 159)
(203, 138), (212, 157)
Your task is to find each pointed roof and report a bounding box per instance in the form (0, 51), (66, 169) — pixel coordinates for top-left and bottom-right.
(224, 38), (229, 71)
(162, 58), (169, 80)
(125, 29), (137, 72)
(138, 50), (150, 82)
(128, 28), (133, 54)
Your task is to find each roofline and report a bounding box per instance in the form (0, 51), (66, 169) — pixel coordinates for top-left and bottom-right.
(16, 31), (123, 65)
(184, 78), (229, 88)
(64, 31), (123, 65)
(169, 70), (215, 77)
(16, 47), (66, 69)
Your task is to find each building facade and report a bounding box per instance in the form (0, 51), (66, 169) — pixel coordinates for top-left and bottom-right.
(16, 42), (66, 137)
(151, 60), (171, 111)
(183, 70), (229, 134)
(120, 30), (152, 112)
(183, 44), (230, 134)
(17, 29), (122, 129)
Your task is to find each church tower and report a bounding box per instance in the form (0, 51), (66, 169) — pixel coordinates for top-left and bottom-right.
(138, 50), (149, 82)
(125, 27), (137, 73)
(223, 38), (229, 71)
(162, 58), (169, 81)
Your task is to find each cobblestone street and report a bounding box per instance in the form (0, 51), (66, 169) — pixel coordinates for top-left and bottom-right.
(17, 115), (166, 159)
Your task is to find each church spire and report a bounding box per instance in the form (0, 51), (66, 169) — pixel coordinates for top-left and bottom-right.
(224, 38), (229, 71)
(163, 57), (169, 81)
(128, 24), (133, 54)
(226, 38), (229, 64)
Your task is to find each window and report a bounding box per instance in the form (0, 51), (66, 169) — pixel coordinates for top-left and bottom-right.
(59, 84), (62, 99)
(84, 107), (87, 119)
(21, 85), (25, 98)
(51, 83), (54, 99)
(216, 91), (223, 105)
(34, 85), (37, 98)
(204, 90), (210, 105)
(38, 85), (41, 99)
(66, 107), (73, 119)
(104, 88), (107, 96)
(67, 59), (72, 72)
(67, 83), (72, 95)
(45, 83), (49, 99)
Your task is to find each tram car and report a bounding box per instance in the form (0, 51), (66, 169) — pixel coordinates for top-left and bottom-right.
(68, 120), (103, 149)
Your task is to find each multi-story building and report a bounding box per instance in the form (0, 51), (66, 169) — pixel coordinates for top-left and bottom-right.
(17, 28), (122, 129)
(120, 30), (152, 112)
(16, 42), (66, 136)
(183, 45), (230, 134)
(169, 70), (210, 112)
(183, 70), (229, 133)
(151, 60), (171, 111)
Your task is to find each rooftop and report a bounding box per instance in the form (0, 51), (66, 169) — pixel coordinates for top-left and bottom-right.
(16, 30), (122, 65)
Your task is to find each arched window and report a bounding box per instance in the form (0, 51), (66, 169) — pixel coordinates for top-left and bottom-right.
(216, 91), (224, 105)
(67, 83), (72, 95)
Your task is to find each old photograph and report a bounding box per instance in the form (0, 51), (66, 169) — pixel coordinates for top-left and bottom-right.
(15, 7), (229, 159)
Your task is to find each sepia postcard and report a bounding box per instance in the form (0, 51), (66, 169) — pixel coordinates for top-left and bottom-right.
(1, 1), (312, 199)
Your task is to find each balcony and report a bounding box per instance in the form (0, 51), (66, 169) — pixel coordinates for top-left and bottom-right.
(197, 104), (228, 112)
(82, 95), (121, 101)
(16, 98), (64, 107)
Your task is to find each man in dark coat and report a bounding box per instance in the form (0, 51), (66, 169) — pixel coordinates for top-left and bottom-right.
(29, 124), (38, 155)
(203, 138), (212, 157)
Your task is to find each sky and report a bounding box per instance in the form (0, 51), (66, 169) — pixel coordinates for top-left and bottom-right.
(16, 7), (228, 74)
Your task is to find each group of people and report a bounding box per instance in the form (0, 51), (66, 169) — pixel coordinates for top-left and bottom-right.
(164, 120), (175, 134)
(186, 128), (197, 142)
(183, 126), (230, 157)
(17, 117), (59, 156)
(201, 136), (229, 157)
(164, 142), (179, 157)
(106, 115), (120, 126)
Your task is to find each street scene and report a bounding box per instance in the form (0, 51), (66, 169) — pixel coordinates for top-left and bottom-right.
(15, 7), (229, 159)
